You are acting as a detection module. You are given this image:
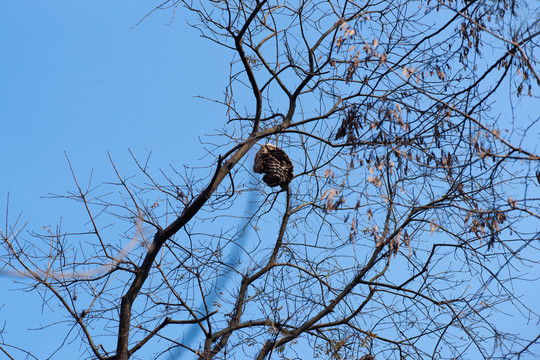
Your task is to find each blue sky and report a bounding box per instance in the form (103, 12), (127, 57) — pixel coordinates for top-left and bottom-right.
(1, 2), (539, 360)
(0, 2), (231, 221)
(0, 2), (232, 358)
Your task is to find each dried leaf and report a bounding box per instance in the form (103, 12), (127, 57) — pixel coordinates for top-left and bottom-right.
(430, 219), (437, 235)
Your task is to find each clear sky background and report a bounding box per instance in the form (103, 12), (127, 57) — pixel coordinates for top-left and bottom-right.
(0, 1), (236, 227)
(1, 1), (539, 360)
(0, 2), (233, 358)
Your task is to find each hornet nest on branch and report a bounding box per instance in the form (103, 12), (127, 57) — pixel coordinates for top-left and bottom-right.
(253, 143), (294, 189)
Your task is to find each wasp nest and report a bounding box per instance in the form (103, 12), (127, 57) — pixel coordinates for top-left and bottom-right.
(253, 143), (294, 189)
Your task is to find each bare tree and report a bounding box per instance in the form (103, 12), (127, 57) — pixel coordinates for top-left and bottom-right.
(2, 1), (540, 359)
